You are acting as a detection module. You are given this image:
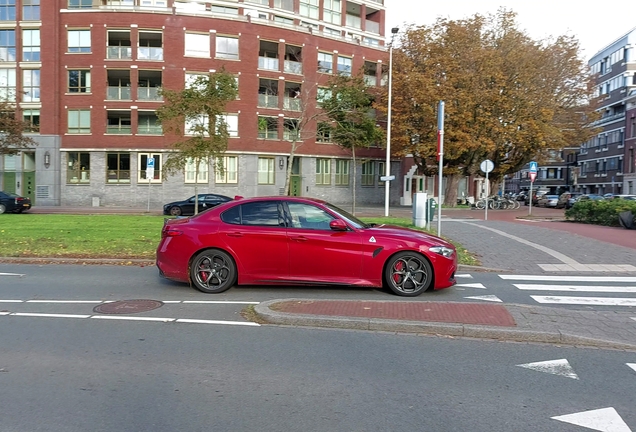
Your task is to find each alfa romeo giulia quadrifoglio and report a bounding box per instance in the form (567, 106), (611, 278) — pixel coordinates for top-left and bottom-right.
(156, 196), (457, 297)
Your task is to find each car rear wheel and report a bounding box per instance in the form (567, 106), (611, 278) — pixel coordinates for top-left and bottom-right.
(385, 251), (433, 296)
(190, 249), (237, 294)
(0, 204), (6, 214)
(169, 206), (182, 216)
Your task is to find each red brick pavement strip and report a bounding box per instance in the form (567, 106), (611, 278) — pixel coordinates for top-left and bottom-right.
(271, 300), (516, 327)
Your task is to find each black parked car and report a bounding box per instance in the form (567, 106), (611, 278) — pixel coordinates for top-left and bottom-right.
(163, 193), (233, 216)
(0, 191), (32, 214)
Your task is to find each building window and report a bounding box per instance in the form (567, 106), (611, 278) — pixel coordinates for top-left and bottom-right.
(67, 29), (91, 53)
(258, 157), (275, 184)
(316, 122), (332, 143)
(258, 116), (278, 139)
(215, 156), (238, 184)
(138, 153), (162, 182)
(106, 110), (132, 134)
(22, 69), (39, 102)
(68, 70), (90, 93)
(138, 30), (162, 60)
(0, 29), (15, 61)
(316, 158), (331, 185)
(317, 52), (333, 73)
(283, 118), (299, 141)
(68, 0), (93, 8)
(23, 109), (39, 132)
(22, 29), (39, 61)
(185, 157), (208, 184)
(67, 152), (90, 184)
(185, 114), (209, 136)
(323, 0), (341, 25)
(335, 159), (349, 185)
(138, 111), (161, 135)
(0, 0), (15, 20)
(273, 0), (293, 10)
(361, 160), (374, 186)
(218, 113), (239, 137)
(378, 161), (385, 185)
(210, 5), (237, 15)
(274, 16), (294, 25)
(299, 0), (318, 19)
(0, 68), (17, 101)
(22, 0), (39, 20)
(337, 56), (352, 76)
(106, 153), (130, 183)
(67, 109), (90, 134)
(216, 36), (238, 60)
(185, 32), (210, 58)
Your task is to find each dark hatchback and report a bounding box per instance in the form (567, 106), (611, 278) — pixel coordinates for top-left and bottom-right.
(0, 191), (32, 214)
(163, 193), (233, 216)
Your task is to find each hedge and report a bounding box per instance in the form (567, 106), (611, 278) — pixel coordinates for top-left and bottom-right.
(565, 199), (636, 226)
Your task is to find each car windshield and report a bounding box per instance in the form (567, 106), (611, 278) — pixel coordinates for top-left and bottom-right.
(324, 203), (372, 229)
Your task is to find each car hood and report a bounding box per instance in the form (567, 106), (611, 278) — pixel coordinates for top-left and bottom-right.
(363, 224), (454, 248)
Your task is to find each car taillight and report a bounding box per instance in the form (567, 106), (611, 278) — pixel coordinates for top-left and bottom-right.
(162, 227), (183, 238)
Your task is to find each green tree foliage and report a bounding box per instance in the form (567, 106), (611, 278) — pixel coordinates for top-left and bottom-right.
(157, 71), (237, 210)
(381, 9), (599, 205)
(0, 101), (36, 156)
(321, 73), (385, 213)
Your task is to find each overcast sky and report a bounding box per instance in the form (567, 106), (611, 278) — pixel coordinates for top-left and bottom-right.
(385, 0), (636, 59)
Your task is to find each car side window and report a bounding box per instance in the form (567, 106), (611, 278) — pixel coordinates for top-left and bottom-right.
(287, 202), (334, 230)
(241, 201), (283, 227)
(220, 205), (241, 224)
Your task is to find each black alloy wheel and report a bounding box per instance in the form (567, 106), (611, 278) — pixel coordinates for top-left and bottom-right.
(384, 251), (433, 296)
(169, 206), (182, 216)
(190, 249), (237, 294)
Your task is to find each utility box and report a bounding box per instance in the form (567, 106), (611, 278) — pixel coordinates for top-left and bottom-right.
(412, 192), (428, 228)
(428, 198), (437, 222)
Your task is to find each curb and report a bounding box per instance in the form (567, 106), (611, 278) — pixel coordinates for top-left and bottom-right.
(0, 257), (155, 266)
(253, 299), (636, 350)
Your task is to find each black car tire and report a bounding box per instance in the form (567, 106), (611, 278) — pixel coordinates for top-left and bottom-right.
(190, 249), (237, 294)
(169, 206), (182, 216)
(384, 251), (433, 297)
(0, 204), (5, 214)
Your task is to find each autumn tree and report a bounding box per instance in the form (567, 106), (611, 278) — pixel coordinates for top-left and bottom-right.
(157, 71), (237, 214)
(321, 73), (385, 214)
(0, 101), (36, 156)
(381, 9), (598, 205)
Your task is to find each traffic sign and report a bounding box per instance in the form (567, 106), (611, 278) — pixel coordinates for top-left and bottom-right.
(529, 161), (538, 172)
(380, 175), (395, 181)
(146, 157), (155, 180)
(529, 172), (537, 182)
(480, 159), (494, 174)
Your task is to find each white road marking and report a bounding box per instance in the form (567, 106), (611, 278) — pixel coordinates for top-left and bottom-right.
(26, 300), (104, 304)
(539, 264), (636, 272)
(532, 296), (636, 306)
(501, 275), (636, 283)
(91, 316), (174, 322)
(455, 274), (473, 279)
(464, 295), (502, 302)
(515, 284), (636, 293)
(0, 272), (25, 277)
(455, 283), (486, 289)
(0, 300), (23, 303)
(176, 319), (260, 326)
(517, 358), (579, 379)
(182, 301), (260, 304)
(627, 364), (636, 373)
(0, 312), (11, 315)
(12, 313), (91, 319)
(551, 407), (632, 432)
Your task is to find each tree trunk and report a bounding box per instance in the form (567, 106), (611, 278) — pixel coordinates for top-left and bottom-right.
(193, 157), (200, 215)
(351, 146), (357, 215)
(444, 174), (460, 207)
(284, 140), (298, 196)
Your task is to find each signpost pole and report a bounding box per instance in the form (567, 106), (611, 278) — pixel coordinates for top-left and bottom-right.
(529, 181), (533, 215)
(146, 157), (155, 213)
(485, 169), (489, 221)
(437, 101), (444, 236)
(528, 161), (537, 216)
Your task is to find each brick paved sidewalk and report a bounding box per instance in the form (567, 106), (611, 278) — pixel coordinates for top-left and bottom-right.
(254, 299), (636, 350)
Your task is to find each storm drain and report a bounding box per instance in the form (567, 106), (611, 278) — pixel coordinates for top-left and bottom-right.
(93, 300), (163, 315)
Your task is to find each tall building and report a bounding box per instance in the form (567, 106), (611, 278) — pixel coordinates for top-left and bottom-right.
(577, 27), (636, 195)
(0, 0), (397, 208)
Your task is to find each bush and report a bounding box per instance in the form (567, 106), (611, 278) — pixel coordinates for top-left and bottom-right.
(565, 199), (636, 226)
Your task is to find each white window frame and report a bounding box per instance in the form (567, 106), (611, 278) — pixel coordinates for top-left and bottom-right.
(185, 32), (210, 58)
(218, 113), (239, 137)
(137, 153), (162, 182)
(335, 159), (350, 185)
(185, 157), (209, 184)
(67, 109), (90, 134)
(185, 114), (209, 136)
(0, 68), (17, 102)
(216, 35), (239, 60)
(215, 155), (238, 184)
(258, 157), (275, 184)
(22, 29), (40, 62)
(22, 69), (40, 102)
(316, 158), (331, 185)
(67, 29), (91, 53)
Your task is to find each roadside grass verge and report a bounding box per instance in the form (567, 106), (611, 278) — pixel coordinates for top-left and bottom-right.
(0, 214), (478, 265)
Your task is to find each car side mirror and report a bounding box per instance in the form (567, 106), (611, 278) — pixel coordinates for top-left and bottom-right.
(329, 219), (348, 231)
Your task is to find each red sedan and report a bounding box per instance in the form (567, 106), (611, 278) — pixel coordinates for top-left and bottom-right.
(156, 196), (457, 297)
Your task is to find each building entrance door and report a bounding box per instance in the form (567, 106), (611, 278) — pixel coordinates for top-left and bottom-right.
(290, 157), (301, 196)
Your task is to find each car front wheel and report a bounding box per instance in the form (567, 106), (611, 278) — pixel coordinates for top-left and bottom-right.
(169, 206), (182, 216)
(0, 204), (5, 214)
(384, 251), (433, 296)
(190, 249), (237, 294)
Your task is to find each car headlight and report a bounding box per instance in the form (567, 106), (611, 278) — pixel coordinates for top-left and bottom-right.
(429, 246), (454, 258)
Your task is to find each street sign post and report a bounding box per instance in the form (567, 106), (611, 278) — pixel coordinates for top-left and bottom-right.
(528, 161), (537, 215)
(480, 159), (494, 221)
(146, 157), (155, 212)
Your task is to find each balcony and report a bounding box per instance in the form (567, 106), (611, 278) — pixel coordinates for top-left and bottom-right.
(365, 20), (379, 34)
(591, 112), (625, 127)
(138, 47), (163, 61)
(138, 125), (162, 135)
(346, 15), (361, 29)
(283, 97), (301, 111)
(364, 75), (376, 86)
(137, 87), (162, 101)
(107, 46), (132, 60)
(106, 125), (132, 134)
(107, 86), (131, 100)
(258, 130), (278, 139)
(258, 94), (279, 108)
(258, 57), (279, 71)
(284, 60), (302, 74)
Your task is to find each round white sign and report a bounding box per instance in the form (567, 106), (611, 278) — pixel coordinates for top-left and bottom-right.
(480, 159), (494, 174)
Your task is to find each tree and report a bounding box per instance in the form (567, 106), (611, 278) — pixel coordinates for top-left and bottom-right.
(0, 101), (36, 156)
(380, 9), (599, 205)
(321, 73), (385, 214)
(157, 71), (237, 214)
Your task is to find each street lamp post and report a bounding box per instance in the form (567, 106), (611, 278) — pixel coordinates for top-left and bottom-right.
(384, 27), (399, 217)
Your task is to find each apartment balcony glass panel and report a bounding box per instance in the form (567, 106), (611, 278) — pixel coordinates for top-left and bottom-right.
(345, 15), (361, 29)
(258, 94), (279, 108)
(258, 130), (278, 139)
(138, 125), (162, 134)
(138, 47), (163, 60)
(364, 75), (376, 86)
(365, 20), (379, 34)
(107, 46), (132, 60)
(258, 57), (279, 71)
(283, 97), (301, 111)
(107, 86), (131, 100)
(137, 87), (162, 101)
(106, 125), (132, 134)
(284, 60), (302, 74)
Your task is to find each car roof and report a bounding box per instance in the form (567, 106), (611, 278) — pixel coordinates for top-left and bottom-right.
(234, 196), (328, 205)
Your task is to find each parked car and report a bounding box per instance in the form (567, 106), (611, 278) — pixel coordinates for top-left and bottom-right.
(524, 190), (548, 206)
(614, 195), (636, 201)
(537, 194), (559, 208)
(577, 194), (605, 203)
(556, 192), (582, 209)
(156, 196), (458, 297)
(0, 191), (32, 214)
(163, 193), (233, 216)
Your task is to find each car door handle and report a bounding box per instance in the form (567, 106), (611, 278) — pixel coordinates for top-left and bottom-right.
(227, 232), (243, 238)
(290, 236), (308, 242)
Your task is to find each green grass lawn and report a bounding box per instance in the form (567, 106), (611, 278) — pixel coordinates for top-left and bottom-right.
(0, 214), (478, 265)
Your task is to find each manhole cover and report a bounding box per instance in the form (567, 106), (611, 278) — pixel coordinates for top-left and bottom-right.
(93, 299), (163, 315)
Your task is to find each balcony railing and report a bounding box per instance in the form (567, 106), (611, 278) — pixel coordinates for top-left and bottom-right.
(345, 15), (361, 29)
(284, 60), (302, 74)
(138, 47), (163, 61)
(365, 20), (380, 34)
(258, 130), (278, 139)
(591, 112), (625, 126)
(258, 57), (279, 71)
(283, 97), (301, 111)
(137, 87), (162, 101)
(364, 75), (376, 86)
(138, 125), (162, 135)
(106, 126), (132, 134)
(283, 131), (300, 141)
(258, 94), (279, 108)
(107, 46), (132, 60)
(107, 86), (131, 100)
